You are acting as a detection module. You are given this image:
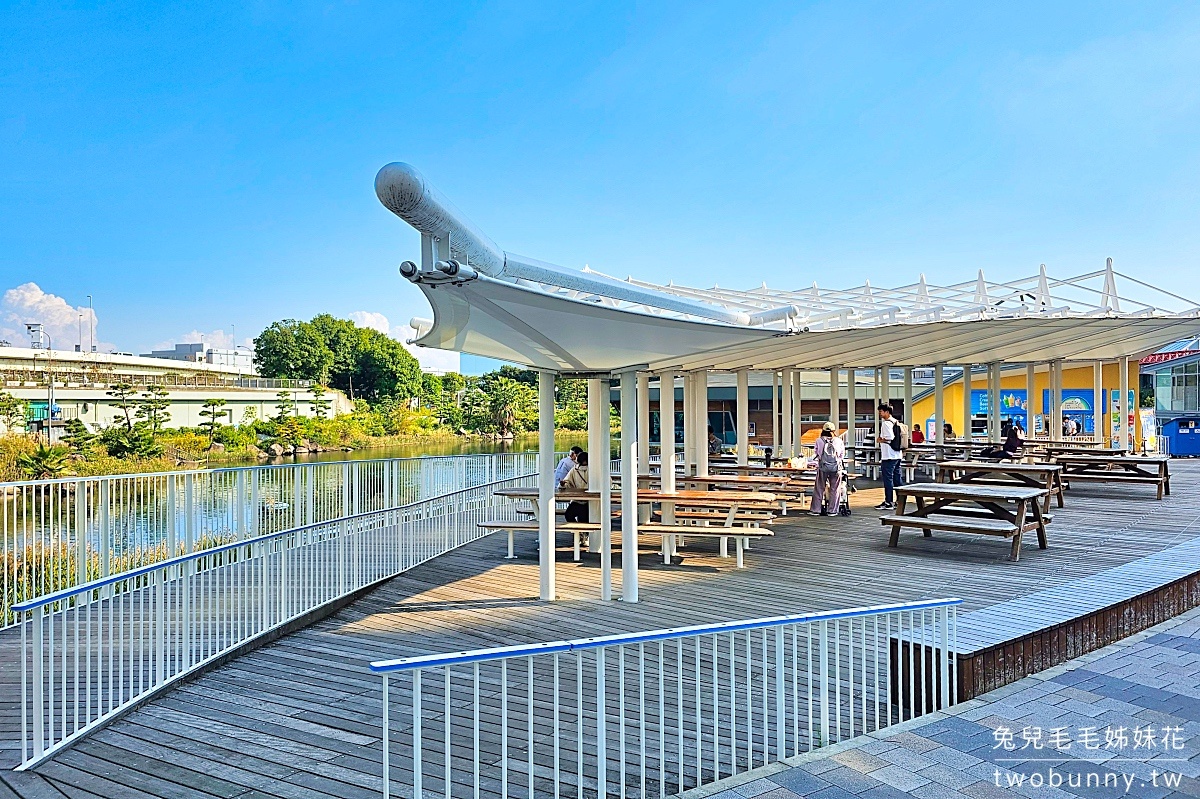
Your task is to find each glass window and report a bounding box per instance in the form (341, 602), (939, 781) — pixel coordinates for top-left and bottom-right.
(1157, 373), (1171, 412)
(1188, 373), (1199, 411)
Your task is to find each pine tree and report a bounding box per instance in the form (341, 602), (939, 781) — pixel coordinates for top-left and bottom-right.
(308, 385), (330, 420)
(106, 382), (138, 431)
(274, 391), (297, 422)
(199, 398), (227, 443)
(135, 385), (172, 434)
(61, 418), (95, 454)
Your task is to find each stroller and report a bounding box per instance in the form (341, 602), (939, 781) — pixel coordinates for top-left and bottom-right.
(836, 469), (852, 516)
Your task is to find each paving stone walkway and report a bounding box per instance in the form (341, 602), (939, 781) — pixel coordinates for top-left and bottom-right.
(690, 606), (1200, 799)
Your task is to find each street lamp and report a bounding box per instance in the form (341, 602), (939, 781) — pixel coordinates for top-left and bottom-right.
(87, 295), (94, 352)
(25, 324), (55, 440)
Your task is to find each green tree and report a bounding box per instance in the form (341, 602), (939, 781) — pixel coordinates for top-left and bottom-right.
(135, 385), (171, 434)
(0, 390), (25, 432)
(199, 398), (228, 444)
(308, 385), (331, 419)
(487, 377), (537, 437)
(274, 391), (297, 422)
(253, 320), (334, 383)
(16, 444), (72, 478)
(106, 381), (138, 430)
(61, 418), (95, 454)
(101, 425), (163, 458)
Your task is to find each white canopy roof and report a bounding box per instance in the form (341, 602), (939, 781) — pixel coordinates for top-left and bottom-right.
(378, 163), (1200, 375)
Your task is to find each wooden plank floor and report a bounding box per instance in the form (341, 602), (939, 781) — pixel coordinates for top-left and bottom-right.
(6, 461), (1200, 798)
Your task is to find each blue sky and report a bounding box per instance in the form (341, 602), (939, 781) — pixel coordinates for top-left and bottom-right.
(1, 2), (1198, 373)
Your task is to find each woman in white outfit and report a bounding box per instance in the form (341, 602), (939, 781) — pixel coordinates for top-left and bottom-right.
(810, 422), (846, 515)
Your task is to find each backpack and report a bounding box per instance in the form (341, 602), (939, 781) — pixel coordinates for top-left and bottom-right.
(817, 438), (841, 475)
(890, 420), (909, 451)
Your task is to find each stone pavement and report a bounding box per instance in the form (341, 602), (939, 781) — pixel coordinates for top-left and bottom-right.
(688, 606), (1200, 799)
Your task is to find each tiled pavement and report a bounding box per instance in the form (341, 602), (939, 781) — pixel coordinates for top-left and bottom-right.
(688, 606), (1200, 799)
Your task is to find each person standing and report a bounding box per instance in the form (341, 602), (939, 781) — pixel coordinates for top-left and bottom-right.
(810, 422), (845, 515)
(875, 403), (904, 510)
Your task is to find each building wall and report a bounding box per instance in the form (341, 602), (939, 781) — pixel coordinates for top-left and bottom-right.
(908, 361), (1140, 443)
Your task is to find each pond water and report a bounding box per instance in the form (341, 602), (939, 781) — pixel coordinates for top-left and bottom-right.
(228, 432), (597, 467)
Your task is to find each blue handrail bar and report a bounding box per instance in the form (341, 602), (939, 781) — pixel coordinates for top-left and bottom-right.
(12, 472), (535, 613)
(370, 597), (962, 673)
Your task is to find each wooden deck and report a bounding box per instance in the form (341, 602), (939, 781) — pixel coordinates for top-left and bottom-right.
(5, 461), (1200, 798)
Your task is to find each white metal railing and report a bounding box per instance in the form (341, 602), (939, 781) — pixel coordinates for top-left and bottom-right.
(371, 598), (960, 799)
(1, 452), (539, 625)
(12, 472), (535, 769)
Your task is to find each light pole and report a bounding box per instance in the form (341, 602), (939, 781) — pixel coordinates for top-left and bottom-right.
(87, 295), (94, 352)
(26, 324), (55, 441)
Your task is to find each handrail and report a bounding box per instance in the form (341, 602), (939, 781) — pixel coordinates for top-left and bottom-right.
(12, 471), (536, 613)
(370, 597), (962, 673)
(0, 449), (541, 489)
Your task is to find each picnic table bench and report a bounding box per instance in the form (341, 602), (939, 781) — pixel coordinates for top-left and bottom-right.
(1053, 455), (1171, 499)
(881, 483), (1049, 561)
(936, 460), (1065, 513)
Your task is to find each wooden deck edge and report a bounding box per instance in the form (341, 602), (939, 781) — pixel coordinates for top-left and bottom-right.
(25, 573), (394, 772)
(956, 571), (1200, 701)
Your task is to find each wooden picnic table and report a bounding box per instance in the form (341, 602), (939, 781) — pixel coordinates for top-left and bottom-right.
(1044, 445), (1130, 458)
(882, 483), (1049, 561)
(1053, 455), (1171, 499)
(936, 460), (1064, 513)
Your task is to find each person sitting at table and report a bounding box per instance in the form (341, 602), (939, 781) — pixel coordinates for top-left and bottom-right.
(810, 422), (846, 515)
(911, 426), (925, 444)
(708, 425), (723, 455)
(561, 451), (591, 522)
(979, 427), (1024, 461)
(943, 422), (955, 440)
(555, 446), (583, 487)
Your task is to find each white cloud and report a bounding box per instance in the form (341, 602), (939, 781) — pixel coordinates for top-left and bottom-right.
(350, 310), (461, 374)
(1, 282), (105, 351)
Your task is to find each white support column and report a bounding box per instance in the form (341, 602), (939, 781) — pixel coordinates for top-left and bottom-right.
(736, 369), (749, 466)
(680, 373), (693, 476)
(697, 370), (710, 476)
(538, 370), (556, 601)
(599, 378), (613, 599)
(962, 365), (973, 440)
(771, 371), (780, 453)
(1119, 356), (1131, 450)
(781, 368), (793, 459)
(619, 370), (639, 603)
(791, 368), (803, 450)
(829, 365), (841, 431)
(1051, 360), (1063, 441)
(989, 363), (1002, 441)
(1026, 363), (1036, 438)
(881, 366), (892, 412)
(658, 372), (676, 495)
(1092, 361), (1104, 443)
(902, 367), (913, 429)
(934, 364), (945, 446)
(587, 379), (605, 557)
(637, 372), (651, 475)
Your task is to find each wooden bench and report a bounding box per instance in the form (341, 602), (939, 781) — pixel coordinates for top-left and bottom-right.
(477, 520), (769, 568)
(881, 483), (1050, 561)
(936, 460), (1065, 513)
(1054, 455), (1170, 499)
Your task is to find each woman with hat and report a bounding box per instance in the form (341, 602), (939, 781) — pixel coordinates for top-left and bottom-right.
(810, 421), (846, 516)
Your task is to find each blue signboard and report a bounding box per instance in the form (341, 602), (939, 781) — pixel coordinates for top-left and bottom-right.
(971, 389), (1028, 430)
(1040, 389), (1103, 434)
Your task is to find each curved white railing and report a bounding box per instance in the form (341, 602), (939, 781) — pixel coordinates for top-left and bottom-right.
(371, 598), (960, 798)
(12, 472), (535, 770)
(1, 452), (539, 625)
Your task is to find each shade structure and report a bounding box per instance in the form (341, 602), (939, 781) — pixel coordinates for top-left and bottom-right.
(381, 163), (1200, 374)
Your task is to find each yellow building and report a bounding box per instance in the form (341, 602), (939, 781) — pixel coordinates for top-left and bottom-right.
(910, 361), (1140, 444)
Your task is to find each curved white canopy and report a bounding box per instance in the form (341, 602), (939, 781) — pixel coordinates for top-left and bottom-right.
(379, 163), (1200, 374)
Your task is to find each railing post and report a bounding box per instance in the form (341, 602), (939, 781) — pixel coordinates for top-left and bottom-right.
(382, 675), (390, 799)
(940, 607), (951, 710)
(412, 670), (423, 798)
(183, 473), (195, 553)
(236, 470), (247, 539)
(166, 476), (177, 556)
(293, 465), (303, 529)
(342, 464), (351, 519)
(595, 648), (607, 797)
(155, 567), (166, 684)
(74, 481), (87, 587)
(353, 462), (362, 515)
(99, 479), (110, 578)
(31, 609), (43, 759)
(818, 620), (829, 747)
(250, 469), (260, 536)
(775, 626), (786, 758)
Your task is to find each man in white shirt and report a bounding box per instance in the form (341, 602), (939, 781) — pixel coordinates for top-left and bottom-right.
(554, 446), (583, 487)
(876, 404), (904, 510)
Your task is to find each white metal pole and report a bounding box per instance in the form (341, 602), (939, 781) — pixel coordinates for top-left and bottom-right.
(934, 364), (945, 446)
(1119, 356), (1131, 450)
(736, 369), (749, 466)
(697, 370), (709, 476)
(1093, 361), (1103, 443)
(961, 365), (972, 440)
(881, 366), (891, 411)
(587, 379), (605, 556)
(659, 373), (676, 495)
(1026, 363), (1036, 438)
(681, 373), (693, 476)
(538, 370), (556, 601)
(791, 368), (803, 450)
(771, 371), (780, 453)
(830, 365), (841, 431)
(1051, 360), (1063, 441)
(600, 378), (613, 600)
(989, 363), (1001, 441)
(619, 371), (639, 603)
(902, 367), (913, 430)
(781, 368), (793, 459)
(637, 372), (650, 475)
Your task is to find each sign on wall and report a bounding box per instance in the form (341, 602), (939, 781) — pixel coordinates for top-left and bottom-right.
(1110, 389), (1136, 446)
